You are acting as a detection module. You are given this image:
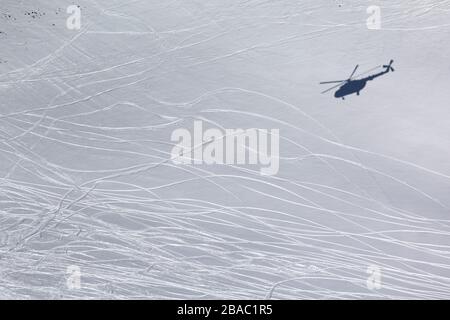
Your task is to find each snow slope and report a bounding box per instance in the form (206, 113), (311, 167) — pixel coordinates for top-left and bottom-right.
(1, 0), (450, 299)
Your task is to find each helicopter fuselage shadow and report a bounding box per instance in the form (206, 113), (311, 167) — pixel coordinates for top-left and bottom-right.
(334, 79), (366, 98)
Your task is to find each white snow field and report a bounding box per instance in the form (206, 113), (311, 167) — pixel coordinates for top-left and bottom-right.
(1, 0), (450, 299)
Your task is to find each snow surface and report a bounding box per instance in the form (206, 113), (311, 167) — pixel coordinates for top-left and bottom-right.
(1, 0), (450, 299)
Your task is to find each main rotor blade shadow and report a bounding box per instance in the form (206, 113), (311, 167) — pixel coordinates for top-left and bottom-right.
(349, 64), (359, 79)
(321, 83), (343, 94)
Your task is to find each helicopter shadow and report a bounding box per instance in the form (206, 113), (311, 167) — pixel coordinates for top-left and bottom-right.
(320, 60), (394, 100)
